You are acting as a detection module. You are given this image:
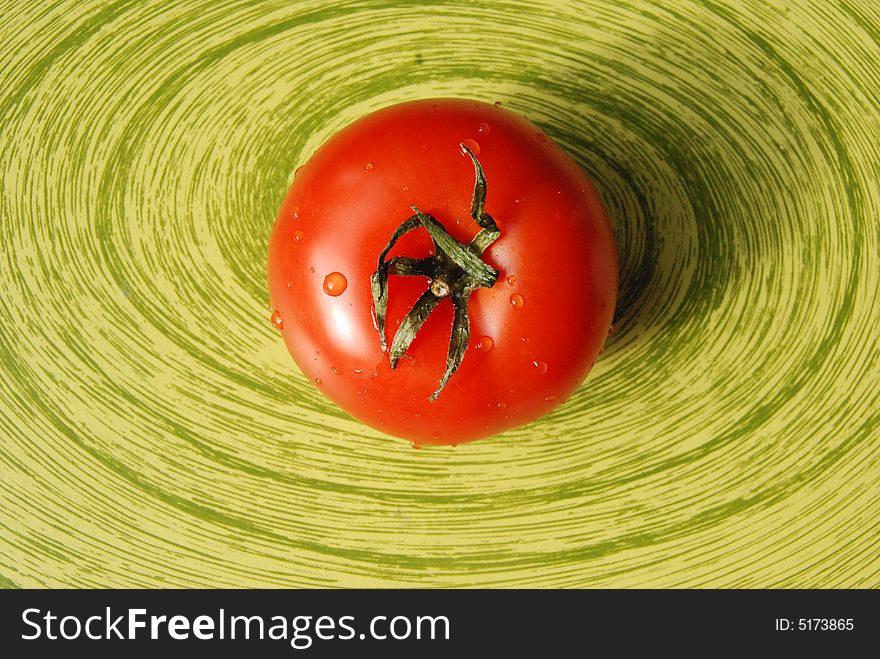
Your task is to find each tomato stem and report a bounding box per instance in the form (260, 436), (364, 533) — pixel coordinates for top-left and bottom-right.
(370, 145), (501, 400)
(430, 278), (451, 298)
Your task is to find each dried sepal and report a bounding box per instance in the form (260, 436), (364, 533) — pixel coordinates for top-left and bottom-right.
(371, 148), (502, 399)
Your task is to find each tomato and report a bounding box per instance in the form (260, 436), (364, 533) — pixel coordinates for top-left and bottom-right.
(267, 99), (617, 445)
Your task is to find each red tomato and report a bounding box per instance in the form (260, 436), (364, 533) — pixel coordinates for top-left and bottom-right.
(267, 99), (617, 445)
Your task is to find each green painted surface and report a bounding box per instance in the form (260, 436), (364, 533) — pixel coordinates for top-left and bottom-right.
(1, 0), (878, 587)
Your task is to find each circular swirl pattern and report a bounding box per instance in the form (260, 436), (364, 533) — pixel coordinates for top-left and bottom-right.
(1, 1), (879, 587)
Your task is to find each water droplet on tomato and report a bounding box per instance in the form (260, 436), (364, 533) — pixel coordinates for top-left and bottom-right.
(410, 441), (423, 450)
(413, 412), (421, 420)
(270, 310), (283, 330)
(532, 360), (548, 374)
(497, 402), (507, 409)
(608, 324), (615, 336)
(354, 368), (363, 374)
(506, 275), (517, 285)
(494, 100), (503, 107)
(460, 139), (480, 156)
(293, 230), (305, 243)
(510, 293), (524, 309)
(331, 366), (340, 375)
(536, 132), (548, 142)
(309, 266), (315, 273)
(544, 395), (556, 402)
(520, 336), (530, 344)
(475, 336), (494, 352)
(315, 378), (322, 385)
(402, 184), (409, 192)
(294, 166), (303, 177)
(581, 184), (590, 193)
(291, 206), (300, 220)
(364, 162), (374, 171)
(322, 272), (347, 296)
(477, 122), (490, 134)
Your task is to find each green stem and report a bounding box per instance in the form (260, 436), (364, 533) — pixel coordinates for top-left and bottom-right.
(370, 145), (501, 399)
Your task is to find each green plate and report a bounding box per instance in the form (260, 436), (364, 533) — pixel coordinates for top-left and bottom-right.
(2, 0), (878, 587)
